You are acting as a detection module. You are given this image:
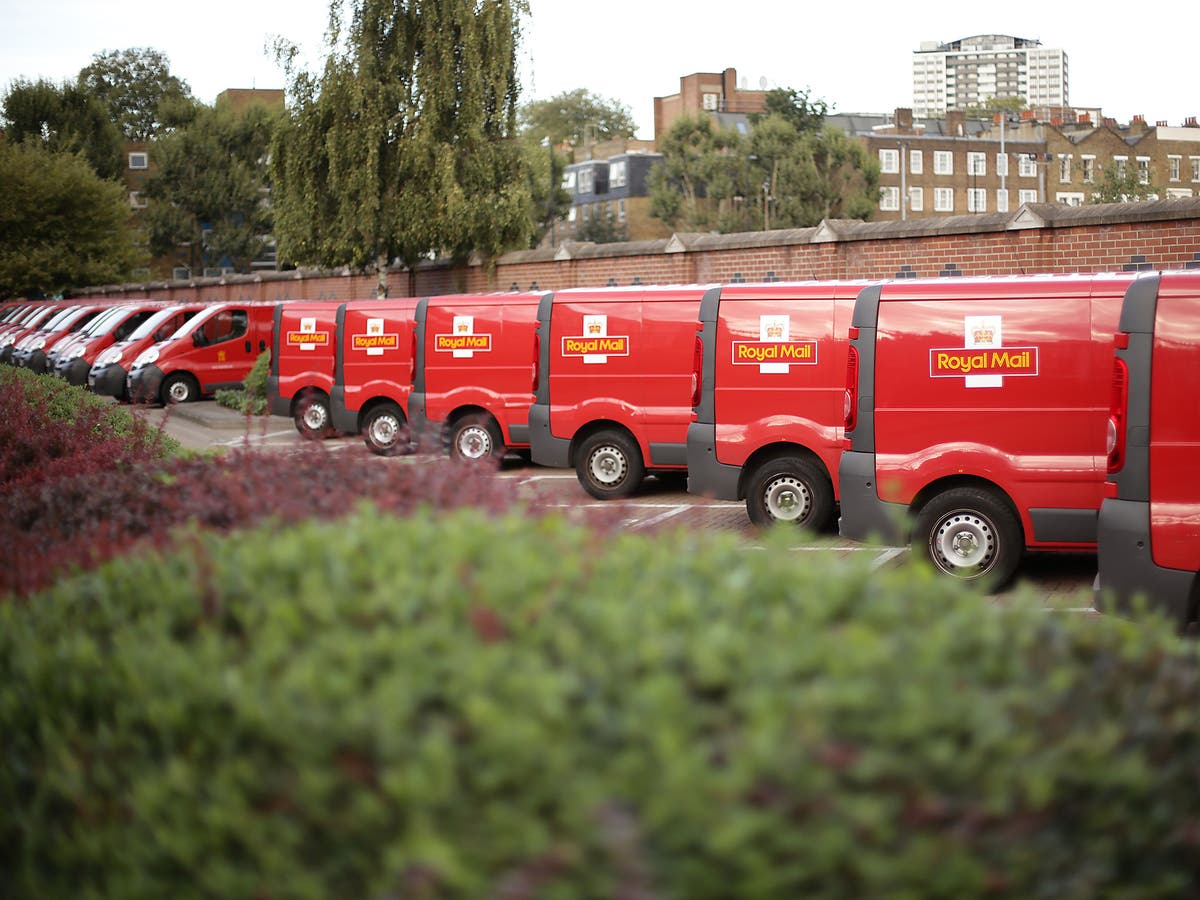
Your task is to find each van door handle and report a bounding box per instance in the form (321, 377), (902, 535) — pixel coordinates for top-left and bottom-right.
(245, 340), (252, 352)
(259, 340), (266, 352)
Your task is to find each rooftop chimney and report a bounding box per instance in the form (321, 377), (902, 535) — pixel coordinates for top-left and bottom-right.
(894, 107), (914, 133)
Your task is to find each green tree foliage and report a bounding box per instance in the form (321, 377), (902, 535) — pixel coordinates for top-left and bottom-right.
(650, 98), (879, 233)
(271, 0), (532, 297)
(77, 48), (195, 141)
(1, 78), (125, 180)
(520, 135), (572, 247)
(519, 87), (637, 147)
(0, 142), (141, 298)
(1090, 161), (1162, 204)
(143, 103), (275, 274)
(962, 95), (1028, 119)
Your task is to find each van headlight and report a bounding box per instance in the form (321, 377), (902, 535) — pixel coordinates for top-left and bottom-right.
(132, 347), (159, 369)
(97, 347), (123, 366)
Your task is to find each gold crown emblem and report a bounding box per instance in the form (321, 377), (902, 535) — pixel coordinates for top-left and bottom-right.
(457, 323), (469, 332)
(370, 323), (381, 334)
(588, 322), (602, 334)
(767, 324), (783, 338)
(973, 327), (994, 343)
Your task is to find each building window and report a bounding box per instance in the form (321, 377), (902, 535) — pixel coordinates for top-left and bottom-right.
(609, 160), (627, 188)
(129, 191), (147, 209)
(1058, 154), (1072, 183)
(1018, 189), (1039, 204)
(128, 152), (148, 170)
(1167, 188), (1194, 199)
(879, 186), (900, 211)
(702, 92), (719, 111)
(1191, 157), (1200, 182)
(1114, 156), (1128, 179)
(1056, 191), (1085, 207)
(996, 152), (1008, 177)
(968, 152), (986, 176)
(879, 149), (899, 174)
(934, 151), (953, 175)
(909, 186), (924, 211)
(618, 199), (626, 222)
(1018, 154), (1037, 178)
(967, 188), (987, 212)
(1169, 156), (1181, 182)
(910, 149), (923, 174)
(561, 171), (577, 192)
(1081, 156), (1095, 183)
(934, 187), (954, 211)
(996, 189), (1009, 213)
(1137, 157), (1150, 185)
(578, 168), (594, 194)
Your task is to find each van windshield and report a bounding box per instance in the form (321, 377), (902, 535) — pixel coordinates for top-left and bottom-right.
(166, 305), (221, 342)
(128, 307), (189, 342)
(79, 307), (126, 336)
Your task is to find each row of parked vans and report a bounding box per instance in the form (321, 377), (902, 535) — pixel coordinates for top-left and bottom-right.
(3, 271), (1196, 627)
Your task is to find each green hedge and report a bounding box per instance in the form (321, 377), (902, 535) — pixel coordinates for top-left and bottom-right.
(2, 508), (1197, 898)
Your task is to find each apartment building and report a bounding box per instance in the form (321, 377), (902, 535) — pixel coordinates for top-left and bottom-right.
(558, 149), (671, 243)
(653, 68), (768, 144)
(913, 35), (1068, 118)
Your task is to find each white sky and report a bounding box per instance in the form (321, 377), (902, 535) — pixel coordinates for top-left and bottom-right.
(1, 0), (1194, 138)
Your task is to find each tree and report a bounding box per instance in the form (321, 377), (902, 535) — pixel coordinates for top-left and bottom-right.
(143, 103), (276, 275)
(521, 135), (572, 248)
(2, 78), (125, 180)
(647, 114), (746, 231)
(754, 87), (828, 134)
(0, 142), (141, 298)
(77, 48), (194, 141)
(519, 88), (637, 147)
(271, 0), (532, 297)
(963, 96), (1027, 119)
(1090, 162), (1162, 204)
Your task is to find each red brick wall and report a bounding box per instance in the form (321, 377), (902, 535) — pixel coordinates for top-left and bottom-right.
(76, 208), (1200, 303)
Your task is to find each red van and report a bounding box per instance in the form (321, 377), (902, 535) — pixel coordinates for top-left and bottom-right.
(50, 302), (165, 386)
(0, 304), (69, 365)
(839, 273), (1136, 587)
(687, 281), (865, 527)
(88, 305), (208, 400)
(329, 298), (420, 454)
(1097, 271), (1200, 629)
(266, 301), (342, 438)
(409, 292), (547, 461)
(126, 302), (277, 404)
(530, 285), (711, 499)
(11, 304), (111, 374)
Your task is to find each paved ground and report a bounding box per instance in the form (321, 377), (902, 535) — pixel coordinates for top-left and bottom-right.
(137, 398), (1099, 611)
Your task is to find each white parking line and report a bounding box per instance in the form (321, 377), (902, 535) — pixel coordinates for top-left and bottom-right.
(871, 547), (907, 569)
(545, 501), (739, 509)
(630, 506), (690, 529)
(212, 430), (300, 446)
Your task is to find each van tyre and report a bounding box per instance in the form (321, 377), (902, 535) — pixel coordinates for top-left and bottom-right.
(449, 414), (503, 463)
(577, 430), (644, 500)
(362, 403), (409, 456)
(746, 455), (833, 529)
(294, 390), (335, 440)
(162, 372), (198, 404)
(914, 487), (1023, 588)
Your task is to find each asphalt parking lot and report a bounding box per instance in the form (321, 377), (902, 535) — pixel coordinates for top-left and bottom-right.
(138, 399), (1099, 610)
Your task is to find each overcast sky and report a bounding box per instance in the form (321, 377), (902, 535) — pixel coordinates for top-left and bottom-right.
(1, 0), (1194, 138)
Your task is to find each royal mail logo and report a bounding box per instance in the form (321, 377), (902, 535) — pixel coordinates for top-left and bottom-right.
(286, 330), (330, 348)
(931, 315), (1038, 387)
(456, 322), (470, 333)
(766, 323), (784, 338)
(435, 315), (490, 357)
(562, 335), (630, 356)
(352, 333), (400, 351)
(566, 314), (627, 364)
(732, 340), (818, 366)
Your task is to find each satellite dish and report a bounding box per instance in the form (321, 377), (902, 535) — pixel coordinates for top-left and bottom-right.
(759, 76), (768, 89)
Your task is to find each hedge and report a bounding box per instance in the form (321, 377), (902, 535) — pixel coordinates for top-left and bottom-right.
(2, 508), (1197, 898)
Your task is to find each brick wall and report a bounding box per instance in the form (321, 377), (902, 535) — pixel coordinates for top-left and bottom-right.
(77, 199), (1200, 303)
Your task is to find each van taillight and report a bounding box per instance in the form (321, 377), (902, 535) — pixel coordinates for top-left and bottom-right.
(531, 332), (541, 393)
(690, 335), (703, 409)
(844, 345), (860, 431)
(1107, 355), (1129, 473)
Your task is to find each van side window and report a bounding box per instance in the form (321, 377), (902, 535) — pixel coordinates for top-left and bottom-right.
(200, 309), (249, 345)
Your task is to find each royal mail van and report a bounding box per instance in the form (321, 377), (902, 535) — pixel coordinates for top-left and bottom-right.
(1097, 271), (1200, 629)
(839, 273), (1137, 587)
(88, 305), (208, 400)
(126, 302), (276, 404)
(266, 301), (342, 438)
(530, 285), (712, 499)
(687, 281), (866, 527)
(409, 292), (548, 461)
(11, 304), (111, 374)
(0, 304), (70, 365)
(50, 302), (165, 386)
(329, 298), (420, 454)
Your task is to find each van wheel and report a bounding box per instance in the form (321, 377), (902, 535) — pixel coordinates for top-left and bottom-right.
(362, 403), (409, 456)
(162, 372), (198, 404)
(449, 414), (503, 462)
(577, 430), (644, 500)
(294, 391), (335, 440)
(746, 456), (833, 529)
(913, 487), (1022, 588)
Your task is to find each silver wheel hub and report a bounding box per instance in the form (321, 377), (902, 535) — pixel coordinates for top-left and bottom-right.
(370, 415), (399, 447)
(589, 445), (627, 486)
(167, 381), (189, 402)
(302, 403), (328, 431)
(933, 512), (994, 572)
(764, 475), (811, 522)
(457, 425), (492, 459)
